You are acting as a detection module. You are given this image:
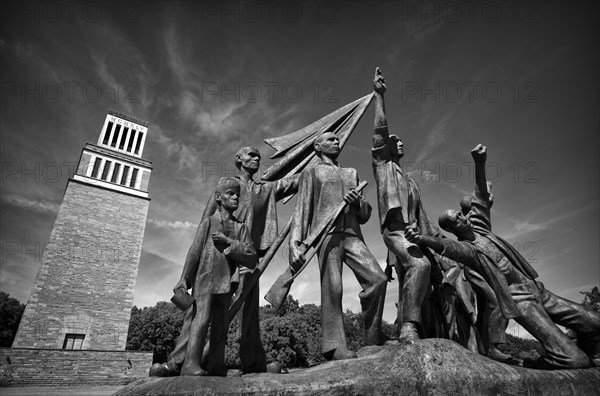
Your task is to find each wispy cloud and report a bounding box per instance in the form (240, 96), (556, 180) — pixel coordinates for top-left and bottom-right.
(147, 218), (195, 230)
(407, 169), (441, 183)
(512, 220), (547, 233)
(13, 42), (61, 82)
(1, 194), (59, 214)
(498, 201), (598, 241)
(2, 1), (597, 322)
(152, 125), (200, 171)
(447, 183), (471, 199)
(414, 113), (453, 163)
(86, 23), (152, 114)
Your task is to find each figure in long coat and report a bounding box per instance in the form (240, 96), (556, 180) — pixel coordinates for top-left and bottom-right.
(289, 132), (388, 360)
(176, 177), (257, 376)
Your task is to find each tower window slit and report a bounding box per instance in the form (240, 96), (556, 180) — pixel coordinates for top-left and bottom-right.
(127, 130), (136, 152)
(111, 124), (121, 147)
(101, 160), (111, 180)
(120, 165), (130, 185)
(111, 163), (121, 183)
(91, 158), (102, 178)
(102, 122), (113, 145)
(130, 168), (139, 188)
(119, 128), (129, 150)
(134, 132), (143, 155)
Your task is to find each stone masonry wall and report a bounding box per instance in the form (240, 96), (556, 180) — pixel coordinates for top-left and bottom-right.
(77, 152), (91, 175)
(0, 348), (153, 386)
(12, 180), (149, 350)
(140, 170), (150, 191)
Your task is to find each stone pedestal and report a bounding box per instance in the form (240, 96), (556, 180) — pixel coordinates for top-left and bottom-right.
(114, 339), (600, 395)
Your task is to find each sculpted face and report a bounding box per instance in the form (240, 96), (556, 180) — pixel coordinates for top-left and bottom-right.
(389, 135), (404, 159)
(236, 147), (261, 174)
(314, 132), (341, 158)
(440, 209), (472, 235)
(215, 185), (240, 212)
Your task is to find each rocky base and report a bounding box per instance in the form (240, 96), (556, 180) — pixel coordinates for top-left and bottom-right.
(114, 339), (600, 395)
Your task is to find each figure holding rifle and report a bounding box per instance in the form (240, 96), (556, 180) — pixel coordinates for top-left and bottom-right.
(287, 131), (388, 361)
(152, 91), (374, 376)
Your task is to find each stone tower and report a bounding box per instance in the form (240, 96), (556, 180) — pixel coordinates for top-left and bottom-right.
(12, 110), (152, 351)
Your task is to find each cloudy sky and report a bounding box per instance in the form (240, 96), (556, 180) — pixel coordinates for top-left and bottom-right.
(1, 1), (598, 337)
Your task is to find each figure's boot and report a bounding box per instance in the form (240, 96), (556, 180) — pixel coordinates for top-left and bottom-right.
(149, 362), (180, 377)
(487, 344), (521, 365)
(523, 356), (561, 370)
(331, 347), (357, 360)
(181, 362), (207, 376)
(181, 339), (207, 376)
(266, 362), (283, 373)
(399, 322), (420, 342)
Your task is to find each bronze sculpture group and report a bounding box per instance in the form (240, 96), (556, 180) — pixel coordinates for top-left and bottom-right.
(150, 68), (600, 377)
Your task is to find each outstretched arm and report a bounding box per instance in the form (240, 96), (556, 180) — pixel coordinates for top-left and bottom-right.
(405, 225), (479, 270)
(373, 67), (389, 149)
(404, 224), (445, 254)
(274, 173), (301, 201)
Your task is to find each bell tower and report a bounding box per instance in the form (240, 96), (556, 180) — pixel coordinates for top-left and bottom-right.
(12, 110), (152, 351)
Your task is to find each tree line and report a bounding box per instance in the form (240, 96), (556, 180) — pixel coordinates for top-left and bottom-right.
(125, 295), (395, 368)
(2, 287), (599, 368)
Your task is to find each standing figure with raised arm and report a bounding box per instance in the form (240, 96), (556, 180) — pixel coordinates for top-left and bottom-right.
(153, 147), (299, 376)
(289, 132), (388, 360)
(405, 145), (600, 370)
(371, 67), (444, 341)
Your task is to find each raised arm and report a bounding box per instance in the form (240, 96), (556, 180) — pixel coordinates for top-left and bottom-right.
(471, 144), (488, 195)
(373, 67), (389, 149)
